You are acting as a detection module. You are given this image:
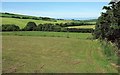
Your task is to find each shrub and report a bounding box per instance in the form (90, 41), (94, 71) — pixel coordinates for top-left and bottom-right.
(2, 24), (20, 31)
(100, 40), (118, 64)
(53, 25), (61, 32)
(24, 22), (37, 31)
(35, 24), (43, 31)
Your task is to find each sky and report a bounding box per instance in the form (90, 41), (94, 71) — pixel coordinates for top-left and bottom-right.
(2, 2), (109, 19)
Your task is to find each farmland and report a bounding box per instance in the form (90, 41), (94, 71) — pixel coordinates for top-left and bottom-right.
(2, 31), (118, 73)
(67, 25), (95, 29)
(2, 31), (92, 39)
(1, 17), (73, 28)
(1, 17), (96, 29)
(1, 12), (118, 73)
(0, 13), (96, 29)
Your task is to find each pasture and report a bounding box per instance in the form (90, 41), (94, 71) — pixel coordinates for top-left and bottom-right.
(1, 17), (73, 28)
(1, 17), (96, 29)
(67, 25), (95, 29)
(2, 31), (117, 73)
(2, 31), (92, 39)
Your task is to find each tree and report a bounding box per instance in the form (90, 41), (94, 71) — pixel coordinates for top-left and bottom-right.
(94, 1), (120, 49)
(24, 22), (37, 31)
(35, 24), (43, 31)
(2, 24), (20, 31)
(53, 25), (61, 32)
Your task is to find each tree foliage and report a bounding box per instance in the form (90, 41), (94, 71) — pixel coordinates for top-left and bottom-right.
(24, 22), (37, 31)
(94, 1), (120, 49)
(2, 24), (20, 31)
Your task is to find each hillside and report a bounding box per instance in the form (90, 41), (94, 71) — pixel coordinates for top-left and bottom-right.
(0, 12), (96, 28)
(0, 12), (56, 21)
(1, 17), (73, 28)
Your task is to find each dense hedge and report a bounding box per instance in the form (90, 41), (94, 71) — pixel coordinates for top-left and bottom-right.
(1, 13), (57, 22)
(23, 22), (93, 33)
(94, 1), (120, 49)
(24, 22), (37, 31)
(1, 24), (20, 31)
(1, 22), (94, 33)
(55, 22), (95, 27)
(94, 1), (120, 66)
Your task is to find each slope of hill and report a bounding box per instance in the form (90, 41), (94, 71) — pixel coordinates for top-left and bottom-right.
(0, 12), (56, 21)
(0, 12), (96, 29)
(1, 17), (73, 28)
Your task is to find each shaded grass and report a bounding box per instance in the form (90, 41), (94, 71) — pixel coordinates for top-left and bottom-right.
(2, 35), (117, 73)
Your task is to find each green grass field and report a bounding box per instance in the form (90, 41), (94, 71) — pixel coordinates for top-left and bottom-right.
(1, 17), (96, 29)
(2, 31), (92, 39)
(1, 17), (73, 28)
(2, 31), (117, 73)
(67, 25), (95, 29)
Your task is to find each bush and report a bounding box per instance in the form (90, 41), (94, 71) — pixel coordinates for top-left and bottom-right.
(35, 23), (61, 32)
(53, 25), (61, 32)
(2, 24), (20, 31)
(56, 22), (95, 27)
(94, 1), (120, 49)
(42, 23), (54, 31)
(35, 24), (43, 31)
(24, 22), (37, 31)
(100, 40), (118, 64)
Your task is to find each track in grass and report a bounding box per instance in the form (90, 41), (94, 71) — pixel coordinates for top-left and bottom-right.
(2, 32), (117, 73)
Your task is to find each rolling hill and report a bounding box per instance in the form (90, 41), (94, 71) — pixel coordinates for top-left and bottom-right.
(0, 12), (96, 29)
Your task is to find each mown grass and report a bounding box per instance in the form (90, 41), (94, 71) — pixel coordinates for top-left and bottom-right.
(2, 31), (117, 73)
(67, 25), (95, 29)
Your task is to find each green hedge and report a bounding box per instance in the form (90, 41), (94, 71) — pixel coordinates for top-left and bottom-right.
(1, 24), (20, 31)
(1, 22), (94, 33)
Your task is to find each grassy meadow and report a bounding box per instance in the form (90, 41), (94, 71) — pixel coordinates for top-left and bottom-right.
(1, 16), (96, 29)
(1, 13), (118, 73)
(2, 31), (92, 39)
(67, 25), (95, 29)
(2, 31), (118, 73)
(1, 17), (73, 28)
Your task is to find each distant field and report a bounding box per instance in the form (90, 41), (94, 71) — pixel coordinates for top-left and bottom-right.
(1, 17), (73, 28)
(2, 32), (117, 73)
(1, 17), (96, 29)
(67, 25), (95, 29)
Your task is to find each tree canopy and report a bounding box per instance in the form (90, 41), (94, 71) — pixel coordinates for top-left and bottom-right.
(94, 1), (120, 49)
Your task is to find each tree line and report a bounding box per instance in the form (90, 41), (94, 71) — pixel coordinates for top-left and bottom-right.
(55, 22), (94, 27)
(94, 1), (120, 49)
(1, 12), (57, 22)
(93, 1), (120, 65)
(1, 22), (94, 33)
